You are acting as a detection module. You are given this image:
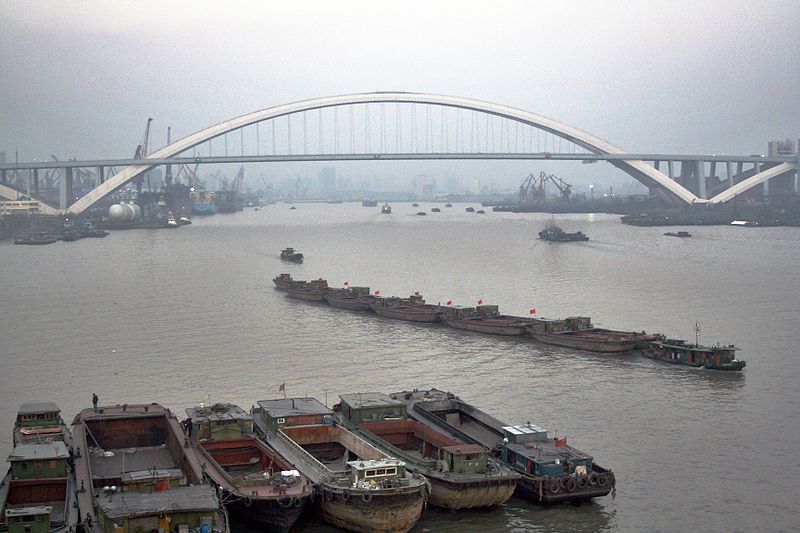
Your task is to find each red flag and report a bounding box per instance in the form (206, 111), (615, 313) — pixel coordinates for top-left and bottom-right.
(446, 300), (452, 305)
(374, 290), (380, 295)
(414, 291), (420, 296)
(477, 299), (483, 305)
(555, 437), (567, 448)
(344, 281), (349, 286)
(278, 383), (285, 392)
(530, 309), (536, 315)
(154, 479), (169, 492)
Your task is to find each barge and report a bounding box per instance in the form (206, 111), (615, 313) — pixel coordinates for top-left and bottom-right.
(392, 389), (615, 504)
(272, 273), (295, 291)
(444, 305), (534, 336)
(336, 393), (519, 510)
(370, 295), (443, 323)
(252, 398), (427, 533)
(184, 403), (312, 532)
(324, 286), (375, 311)
(1, 403), (78, 533)
(72, 403), (228, 533)
(286, 279), (329, 301)
(525, 316), (657, 353)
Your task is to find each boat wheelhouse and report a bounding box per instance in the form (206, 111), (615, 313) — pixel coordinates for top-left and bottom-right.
(644, 339), (745, 370)
(272, 273), (295, 291)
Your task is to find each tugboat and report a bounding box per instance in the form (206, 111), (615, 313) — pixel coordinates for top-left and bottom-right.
(72, 403), (229, 533)
(280, 247), (304, 263)
(184, 403), (313, 532)
(381, 203), (392, 214)
(252, 398), (428, 533)
(335, 392), (519, 510)
(643, 324), (745, 370)
(370, 294), (443, 323)
(0, 403), (79, 533)
(392, 389), (615, 504)
(538, 224), (589, 242)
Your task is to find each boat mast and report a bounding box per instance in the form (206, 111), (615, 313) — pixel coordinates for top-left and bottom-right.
(695, 322), (701, 347)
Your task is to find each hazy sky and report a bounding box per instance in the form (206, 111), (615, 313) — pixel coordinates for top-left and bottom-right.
(1, 0), (798, 190)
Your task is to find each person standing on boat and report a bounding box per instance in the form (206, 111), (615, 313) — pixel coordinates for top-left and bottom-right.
(92, 393), (98, 412)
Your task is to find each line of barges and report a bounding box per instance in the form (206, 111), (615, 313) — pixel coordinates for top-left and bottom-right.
(273, 274), (745, 370)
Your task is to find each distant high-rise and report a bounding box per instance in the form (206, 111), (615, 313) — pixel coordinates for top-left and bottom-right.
(768, 139), (796, 157)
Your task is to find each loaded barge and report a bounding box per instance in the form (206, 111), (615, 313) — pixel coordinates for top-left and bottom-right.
(392, 389), (615, 504)
(184, 403), (313, 533)
(335, 393), (520, 510)
(72, 403), (228, 533)
(252, 398), (428, 533)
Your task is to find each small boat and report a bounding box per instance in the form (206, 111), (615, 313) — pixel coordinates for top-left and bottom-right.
(289, 206), (297, 210)
(286, 278), (329, 301)
(253, 398), (428, 533)
(730, 220), (758, 226)
(72, 403), (229, 533)
(431, 208), (441, 213)
(324, 286), (376, 311)
(643, 326), (745, 370)
(178, 216), (192, 225)
(336, 392), (519, 510)
(444, 305), (534, 336)
(445, 203), (453, 208)
(371, 295), (443, 323)
(280, 247), (304, 263)
(273, 273), (295, 291)
(362, 199), (378, 207)
(664, 231), (691, 237)
(381, 203), (392, 214)
(1, 402), (79, 533)
(476, 210), (486, 214)
(14, 233), (61, 245)
(392, 389), (615, 504)
(412, 203), (419, 207)
(184, 403), (313, 532)
(538, 224), (588, 242)
(416, 212), (427, 216)
(61, 230), (87, 242)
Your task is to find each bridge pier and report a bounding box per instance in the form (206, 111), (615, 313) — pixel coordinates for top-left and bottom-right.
(33, 168), (39, 196)
(1, 169), (5, 185)
(97, 166), (105, 184)
(667, 160), (674, 180)
(696, 160), (707, 199)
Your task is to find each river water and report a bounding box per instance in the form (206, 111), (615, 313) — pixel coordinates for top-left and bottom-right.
(1, 203), (798, 532)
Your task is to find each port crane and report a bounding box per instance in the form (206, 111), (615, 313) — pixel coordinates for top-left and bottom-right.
(518, 171), (573, 204)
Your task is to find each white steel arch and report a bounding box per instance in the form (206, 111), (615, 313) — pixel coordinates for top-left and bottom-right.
(68, 92), (702, 214)
(709, 162), (797, 204)
(0, 183), (60, 215)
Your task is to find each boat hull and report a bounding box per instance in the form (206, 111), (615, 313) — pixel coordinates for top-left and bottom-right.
(287, 289), (328, 301)
(528, 331), (637, 352)
(514, 465), (615, 503)
(325, 296), (374, 311)
(445, 318), (527, 336)
(317, 484), (425, 533)
(224, 492), (306, 533)
(425, 473), (516, 509)
(372, 306), (442, 323)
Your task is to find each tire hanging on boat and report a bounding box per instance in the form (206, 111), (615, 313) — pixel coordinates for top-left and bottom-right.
(566, 477), (577, 493)
(597, 473), (609, 487)
(589, 472), (599, 486)
(547, 478), (560, 494)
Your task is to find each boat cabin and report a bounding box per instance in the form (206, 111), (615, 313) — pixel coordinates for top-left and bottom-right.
(526, 318), (567, 333)
(4, 506), (52, 533)
(253, 398), (333, 434)
(439, 444), (490, 474)
(500, 424), (593, 477)
(564, 316), (593, 331)
(347, 459), (408, 489)
(338, 393), (406, 427)
(7, 442), (69, 480)
(185, 403), (253, 441)
(16, 402), (62, 430)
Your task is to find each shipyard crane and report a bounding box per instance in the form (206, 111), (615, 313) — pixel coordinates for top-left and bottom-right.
(229, 166), (245, 194)
(518, 171), (573, 204)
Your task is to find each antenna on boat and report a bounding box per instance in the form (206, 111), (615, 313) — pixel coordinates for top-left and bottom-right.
(695, 322), (701, 347)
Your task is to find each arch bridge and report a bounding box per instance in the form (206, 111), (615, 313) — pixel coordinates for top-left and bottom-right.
(1, 92), (796, 215)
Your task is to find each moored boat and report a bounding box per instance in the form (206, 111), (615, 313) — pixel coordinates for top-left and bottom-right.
(272, 273), (295, 291)
(370, 295), (443, 323)
(72, 403), (229, 533)
(525, 316), (657, 353)
(392, 389), (615, 504)
(252, 398), (428, 533)
(286, 279), (329, 301)
(324, 286), (375, 311)
(444, 305), (534, 336)
(184, 403), (313, 532)
(14, 233), (61, 245)
(335, 393), (519, 510)
(643, 337), (745, 371)
(664, 231), (691, 237)
(280, 248), (304, 263)
(1, 403), (79, 533)
(381, 203), (392, 214)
